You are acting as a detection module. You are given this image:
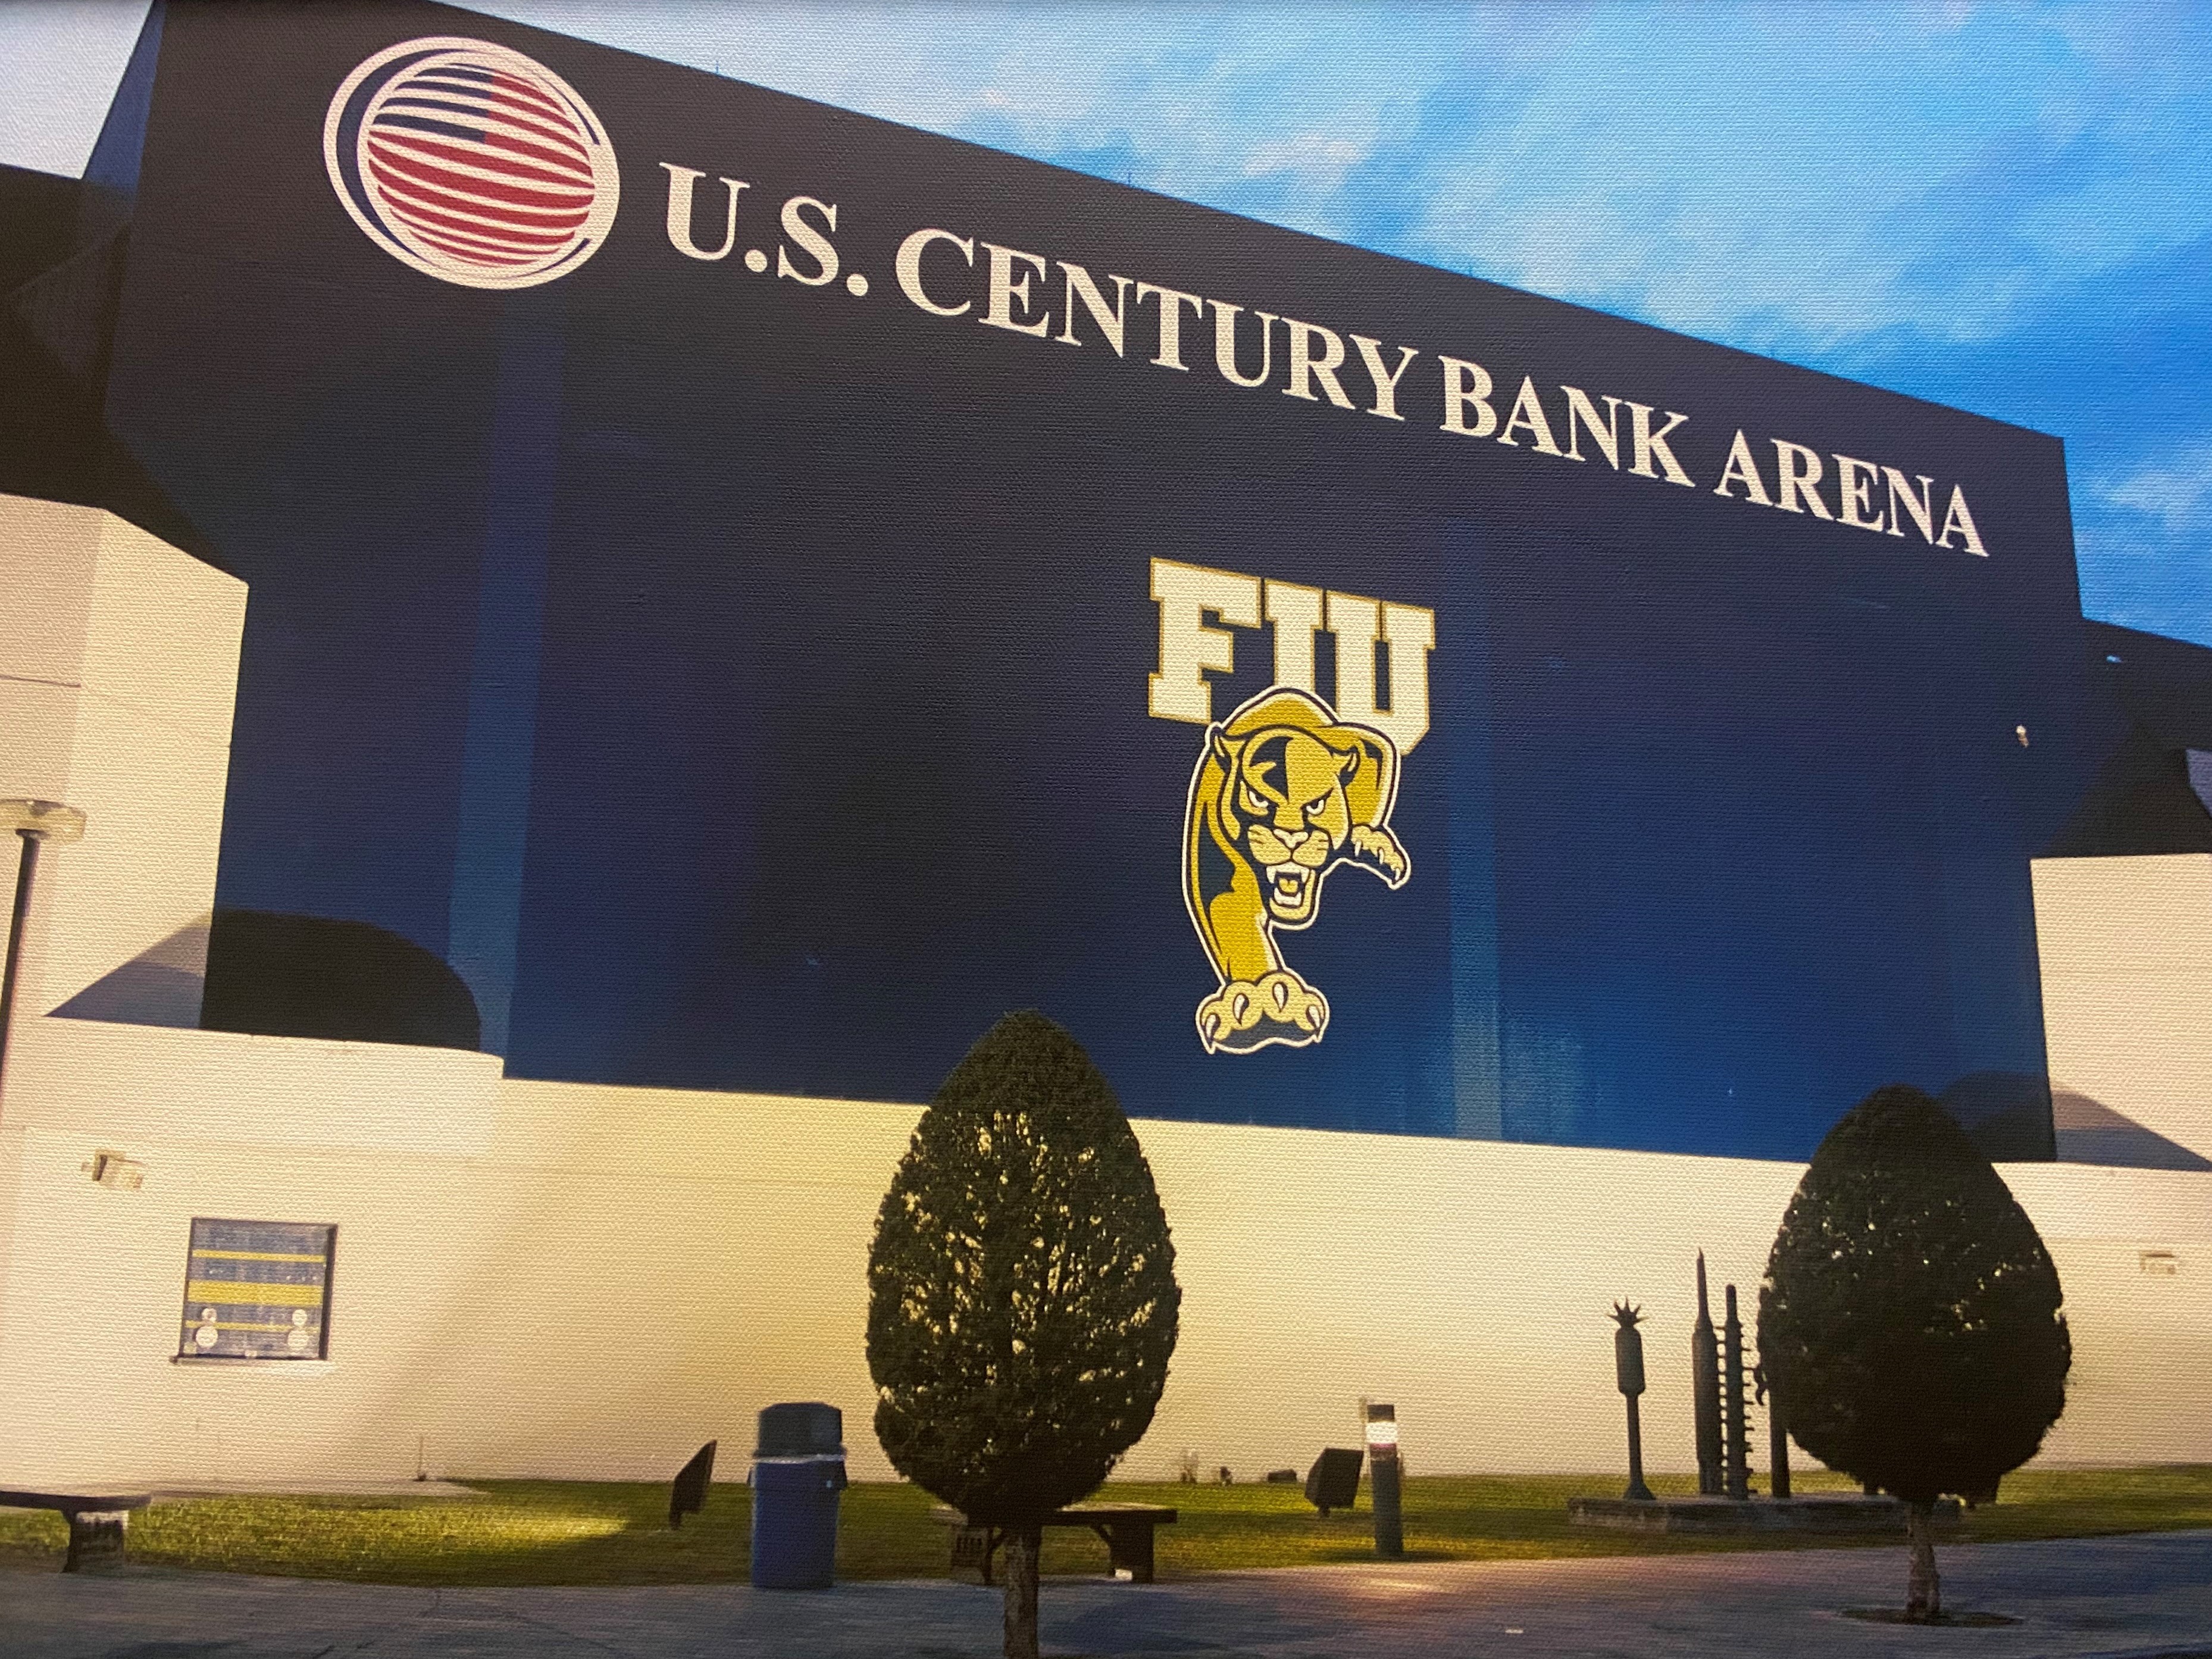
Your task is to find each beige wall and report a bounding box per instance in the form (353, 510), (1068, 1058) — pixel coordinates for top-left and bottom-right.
(2033, 854), (2212, 1162)
(4, 1053), (2208, 1490)
(0, 492), (246, 1025)
(0, 1019), (505, 1489)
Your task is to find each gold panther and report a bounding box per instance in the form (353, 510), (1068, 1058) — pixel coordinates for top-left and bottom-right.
(1181, 687), (1410, 1053)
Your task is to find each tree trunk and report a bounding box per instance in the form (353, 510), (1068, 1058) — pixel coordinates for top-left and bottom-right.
(1002, 1524), (1042, 1659)
(1904, 1501), (1942, 1623)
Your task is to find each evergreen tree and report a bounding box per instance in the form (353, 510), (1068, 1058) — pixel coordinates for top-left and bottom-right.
(867, 1011), (1180, 1659)
(1760, 1084), (2070, 1622)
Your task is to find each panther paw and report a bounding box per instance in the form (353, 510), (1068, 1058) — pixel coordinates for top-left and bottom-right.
(1349, 824), (1410, 887)
(1196, 971), (1330, 1053)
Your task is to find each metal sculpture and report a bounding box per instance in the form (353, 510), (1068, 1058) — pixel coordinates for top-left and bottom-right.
(1691, 1253), (1722, 1495)
(1612, 1301), (1656, 1501)
(1723, 1283), (1751, 1500)
(1756, 1361), (1792, 1498)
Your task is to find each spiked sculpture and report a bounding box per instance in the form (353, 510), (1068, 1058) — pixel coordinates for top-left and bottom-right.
(1612, 1302), (1656, 1501)
(1691, 1253), (1722, 1495)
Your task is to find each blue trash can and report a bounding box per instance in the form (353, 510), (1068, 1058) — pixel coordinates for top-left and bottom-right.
(749, 1402), (846, 1590)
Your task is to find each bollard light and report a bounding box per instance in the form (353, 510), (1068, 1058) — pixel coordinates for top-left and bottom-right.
(1365, 1401), (1403, 1558)
(0, 800), (87, 1121)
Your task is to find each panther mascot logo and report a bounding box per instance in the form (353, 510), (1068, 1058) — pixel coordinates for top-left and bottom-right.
(1182, 687), (1410, 1053)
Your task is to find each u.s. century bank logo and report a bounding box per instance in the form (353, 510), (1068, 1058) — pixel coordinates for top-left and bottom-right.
(324, 37), (620, 289)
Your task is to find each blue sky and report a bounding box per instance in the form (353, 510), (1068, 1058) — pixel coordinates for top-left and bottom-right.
(2, 1), (2206, 646)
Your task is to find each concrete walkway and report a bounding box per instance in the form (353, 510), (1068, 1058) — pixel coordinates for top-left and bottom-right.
(4, 1531), (2210, 1658)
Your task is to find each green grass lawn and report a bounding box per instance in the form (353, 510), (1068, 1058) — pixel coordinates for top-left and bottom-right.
(5, 1467), (2211, 1585)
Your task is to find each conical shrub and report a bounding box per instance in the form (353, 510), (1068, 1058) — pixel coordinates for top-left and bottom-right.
(866, 1010), (1181, 1521)
(1759, 1083), (2070, 1505)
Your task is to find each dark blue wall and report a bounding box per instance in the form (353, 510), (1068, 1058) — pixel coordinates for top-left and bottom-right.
(93, 1), (2100, 1156)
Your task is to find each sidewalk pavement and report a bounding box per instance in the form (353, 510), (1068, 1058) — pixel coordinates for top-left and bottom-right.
(4, 1529), (2210, 1658)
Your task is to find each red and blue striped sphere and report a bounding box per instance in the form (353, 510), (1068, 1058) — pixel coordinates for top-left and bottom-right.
(325, 37), (620, 290)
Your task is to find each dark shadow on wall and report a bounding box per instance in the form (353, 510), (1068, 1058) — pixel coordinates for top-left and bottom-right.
(52, 910), (481, 1051)
(201, 910), (481, 1051)
(1854, 1072), (2204, 1170)
(47, 916), (211, 1028)
(2051, 1089), (2212, 1172)
(1938, 1071), (2057, 1163)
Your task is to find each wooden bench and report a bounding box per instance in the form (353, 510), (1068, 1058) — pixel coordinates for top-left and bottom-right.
(0, 1490), (154, 1572)
(930, 1502), (1178, 1585)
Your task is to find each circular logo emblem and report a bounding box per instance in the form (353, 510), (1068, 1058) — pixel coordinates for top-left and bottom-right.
(325, 37), (620, 289)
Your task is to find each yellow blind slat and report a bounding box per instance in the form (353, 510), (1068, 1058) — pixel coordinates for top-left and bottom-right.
(184, 1279), (326, 1308)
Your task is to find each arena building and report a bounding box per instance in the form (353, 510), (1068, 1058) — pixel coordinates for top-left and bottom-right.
(2, 1), (2210, 1489)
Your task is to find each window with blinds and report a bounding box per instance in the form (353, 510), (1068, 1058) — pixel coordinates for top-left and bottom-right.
(179, 1219), (336, 1360)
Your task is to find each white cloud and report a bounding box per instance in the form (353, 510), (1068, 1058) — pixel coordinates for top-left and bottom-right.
(1240, 133), (1371, 185)
(2094, 437), (2212, 537)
